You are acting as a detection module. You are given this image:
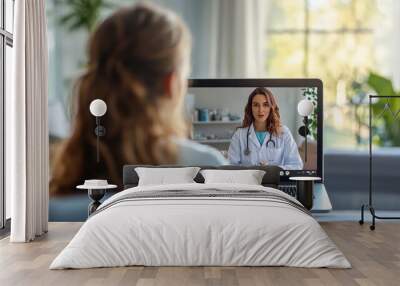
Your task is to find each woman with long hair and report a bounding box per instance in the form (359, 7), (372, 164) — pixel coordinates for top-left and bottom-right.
(50, 3), (227, 195)
(228, 87), (303, 169)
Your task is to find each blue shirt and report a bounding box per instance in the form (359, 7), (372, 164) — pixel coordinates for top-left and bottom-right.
(255, 131), (267, 146)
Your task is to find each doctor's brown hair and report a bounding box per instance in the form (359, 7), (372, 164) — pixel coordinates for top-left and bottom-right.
(50, 3), (191, 194)
(241, 87), (282, 136)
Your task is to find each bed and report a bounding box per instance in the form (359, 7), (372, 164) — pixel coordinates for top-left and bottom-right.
(50, 165), (350, 269)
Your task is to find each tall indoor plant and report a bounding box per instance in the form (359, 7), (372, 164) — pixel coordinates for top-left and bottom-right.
(367, 72), (400, 146)
(57, 0), (113, 32)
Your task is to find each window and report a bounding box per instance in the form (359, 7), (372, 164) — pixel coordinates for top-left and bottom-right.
(266, 0), (387, 149)
(1, 0), (14, 229)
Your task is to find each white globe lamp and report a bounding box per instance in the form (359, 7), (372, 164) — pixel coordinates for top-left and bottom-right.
(90, 99), (107, 117)
(297, 99), (314, 117)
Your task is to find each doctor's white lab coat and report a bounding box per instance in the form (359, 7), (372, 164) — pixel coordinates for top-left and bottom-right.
(228, 124), (303, 170)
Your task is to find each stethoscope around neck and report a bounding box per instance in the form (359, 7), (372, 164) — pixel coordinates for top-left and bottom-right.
(244, 125), (276, 156)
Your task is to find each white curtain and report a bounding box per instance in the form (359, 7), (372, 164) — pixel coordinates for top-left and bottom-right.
(7, 0), (49, 242)
(188, 0), (266, 78)
(391, 0), (400, 89)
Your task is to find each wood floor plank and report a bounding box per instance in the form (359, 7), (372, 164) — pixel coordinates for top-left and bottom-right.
(0, 222), (400, 286)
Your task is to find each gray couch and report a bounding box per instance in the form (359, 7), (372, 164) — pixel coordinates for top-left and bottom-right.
(324, 149), (400, 210)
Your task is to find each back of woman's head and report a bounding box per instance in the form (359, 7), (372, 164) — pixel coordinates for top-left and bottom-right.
(50, 3), (191, 194)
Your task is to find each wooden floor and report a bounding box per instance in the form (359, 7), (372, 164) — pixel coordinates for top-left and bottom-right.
(0, 222), (399, 286)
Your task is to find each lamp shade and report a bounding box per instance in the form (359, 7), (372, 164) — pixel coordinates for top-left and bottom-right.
(89, 99), (107, 117)
(297, 99), (314, 117)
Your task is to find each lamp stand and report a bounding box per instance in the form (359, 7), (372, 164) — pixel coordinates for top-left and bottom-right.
(94, 117), (106, 163)
(298, 117), (309, 163)
(304, 116), (308, 162)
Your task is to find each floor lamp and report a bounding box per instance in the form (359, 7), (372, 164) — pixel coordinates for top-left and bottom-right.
(89, 99), (107, 163)
(297, 99), (314, 163)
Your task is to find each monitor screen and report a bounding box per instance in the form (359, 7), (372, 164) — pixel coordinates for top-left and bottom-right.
(187, 79), (323, 181)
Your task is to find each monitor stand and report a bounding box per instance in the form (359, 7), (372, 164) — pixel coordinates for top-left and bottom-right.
(311, 183), (332, 212)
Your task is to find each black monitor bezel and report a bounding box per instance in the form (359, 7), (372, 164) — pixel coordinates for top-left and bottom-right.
(188, 78), (323, 183)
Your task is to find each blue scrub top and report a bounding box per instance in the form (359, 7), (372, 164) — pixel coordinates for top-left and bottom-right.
(255, 131), (267, 146)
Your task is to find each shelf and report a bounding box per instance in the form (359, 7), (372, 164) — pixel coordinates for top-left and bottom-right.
(194, 139), (231, 143)
(192, 120), (241, 125)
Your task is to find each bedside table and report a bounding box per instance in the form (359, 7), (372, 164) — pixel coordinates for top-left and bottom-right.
(289, 176), (321, 210)
(77, 180), (117, 216)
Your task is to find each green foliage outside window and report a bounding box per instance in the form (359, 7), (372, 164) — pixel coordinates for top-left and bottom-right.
(266, 0), (384, 149)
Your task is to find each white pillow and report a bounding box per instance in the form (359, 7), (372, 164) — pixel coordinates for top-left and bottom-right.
(135, 167), (201, 186)
(200, 169), (266, 185)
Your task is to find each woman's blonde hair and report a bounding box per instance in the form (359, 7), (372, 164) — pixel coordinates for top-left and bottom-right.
(50, 3), (191, 194)
(241, 87), (282, 136)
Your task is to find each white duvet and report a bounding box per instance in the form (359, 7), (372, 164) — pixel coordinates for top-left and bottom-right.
(50, 183), (350, 269)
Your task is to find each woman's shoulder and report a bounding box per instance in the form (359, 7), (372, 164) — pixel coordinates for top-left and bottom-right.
(279, 125), (295, 138)
(280, 125), (290, 133)
(236, 126), (247, 130)
(233, 126), (247, 135)
(174, 138), (229, 165)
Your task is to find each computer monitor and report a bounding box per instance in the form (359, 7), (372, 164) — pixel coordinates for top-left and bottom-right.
(187, 79), (323, 182)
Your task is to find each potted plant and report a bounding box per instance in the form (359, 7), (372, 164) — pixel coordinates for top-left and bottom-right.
(301, 87), (318, 140)
(367, 72), (400, 147)
(57, 0), (114, 32)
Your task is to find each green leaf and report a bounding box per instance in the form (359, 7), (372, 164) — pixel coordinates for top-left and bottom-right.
(367, 72), (397, 96)
(58, 0), (107, 32)
(59, 13), (75, 25)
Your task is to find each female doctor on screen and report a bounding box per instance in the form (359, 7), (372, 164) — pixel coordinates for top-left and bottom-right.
(228, 87), (303, 169)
